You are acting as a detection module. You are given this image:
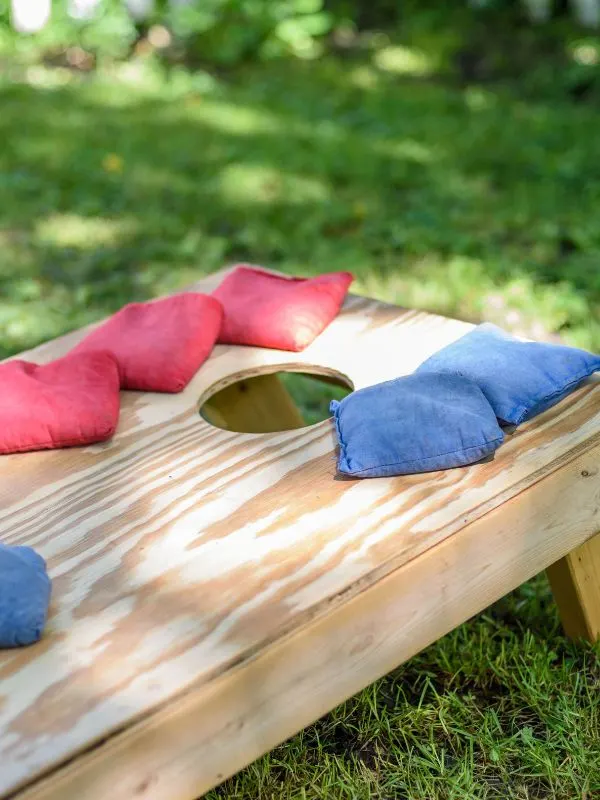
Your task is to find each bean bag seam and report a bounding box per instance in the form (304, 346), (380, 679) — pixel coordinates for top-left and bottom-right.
(337, 434), (504, 475)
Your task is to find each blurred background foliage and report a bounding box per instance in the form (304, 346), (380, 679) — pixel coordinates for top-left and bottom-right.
(2, 0), (600, 69)
(1, 0), (599, 361)
(1, 0), (337, 63)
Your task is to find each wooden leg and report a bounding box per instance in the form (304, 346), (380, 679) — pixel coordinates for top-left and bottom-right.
(547, 530), (600, 642)
(202, 373), (306, 434)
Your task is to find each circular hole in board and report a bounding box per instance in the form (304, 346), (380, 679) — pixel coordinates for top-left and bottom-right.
(199, 366), (353, 434)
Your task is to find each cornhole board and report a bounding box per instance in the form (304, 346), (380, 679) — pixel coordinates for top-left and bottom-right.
(0, 267), (598, 800)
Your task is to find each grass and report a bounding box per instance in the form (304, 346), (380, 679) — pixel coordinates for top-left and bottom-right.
(207, 599), (600, 799)
(2, 32), (600, 361)
(1, 13), (599, 797)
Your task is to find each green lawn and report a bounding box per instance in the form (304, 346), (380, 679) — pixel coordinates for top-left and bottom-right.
(1, 28), (599, 799)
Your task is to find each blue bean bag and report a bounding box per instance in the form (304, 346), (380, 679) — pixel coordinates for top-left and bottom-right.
(416, 323), (600, 426)
(0, 544), (52, 648)
(330, 373), (504, 478)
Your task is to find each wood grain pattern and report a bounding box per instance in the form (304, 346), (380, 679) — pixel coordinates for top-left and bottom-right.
(547, 530), (600, 640)
(0, 268), (599, 799)
(12, 446), (600, 800)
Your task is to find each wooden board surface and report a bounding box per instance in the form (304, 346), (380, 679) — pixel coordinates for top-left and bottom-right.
(0, 268), (599, 798)
(13, 446), (600, 800)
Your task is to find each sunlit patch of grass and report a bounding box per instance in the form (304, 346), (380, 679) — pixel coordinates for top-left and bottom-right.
(219, 164), (331, 206)
(569, 39), (600, 66)
(463, 86), (497, 112)
(347, 65), (380, 91)
(354, 257), (598, 348)
(0, 288), (93, 357)
(373, 137), (436, 164)
(354, 255), (494, 320)
(35, 213), (134, 248)
(373, 44), (434, 77)
(193, 101), (284, 136)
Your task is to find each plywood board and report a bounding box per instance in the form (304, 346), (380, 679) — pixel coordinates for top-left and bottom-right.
(0, 269), (598, 797)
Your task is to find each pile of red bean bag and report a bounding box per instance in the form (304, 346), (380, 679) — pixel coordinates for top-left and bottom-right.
(0, 266), (353, 454)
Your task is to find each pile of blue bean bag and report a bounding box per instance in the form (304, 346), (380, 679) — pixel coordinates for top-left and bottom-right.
(331, 323), (599, 478)
(0, 544), (51, 649)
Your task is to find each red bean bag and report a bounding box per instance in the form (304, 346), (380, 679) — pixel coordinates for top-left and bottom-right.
(212, 266), (354, 352)
(74, 293), (223, 393)
(0, 351), (121, 454)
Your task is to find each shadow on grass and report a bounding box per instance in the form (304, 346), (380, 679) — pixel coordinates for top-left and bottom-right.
(1, 51), (599, 361)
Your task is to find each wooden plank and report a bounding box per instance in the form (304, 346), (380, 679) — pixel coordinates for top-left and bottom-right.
(202, 373), (306, 433)
(547, 529), (600, 641)
(199, 401), (229, 431)
(0, 269), (598, 798)
(13, 444), (600, 800)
